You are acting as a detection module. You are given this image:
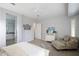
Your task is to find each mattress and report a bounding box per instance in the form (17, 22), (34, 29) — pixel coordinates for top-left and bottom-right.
(0, 48), (8, 56)
(1, 42), (49, 56)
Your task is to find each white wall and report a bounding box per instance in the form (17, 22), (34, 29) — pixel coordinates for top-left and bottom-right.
(71, 17), (76, 37)
(22, 16), (35, 25)
(72, 15), (79, 37)
(35, 23), (42, 39)
(0, 7), (35, 47)
(39, 16), (71, 39)
(0, 8), (6, 47)
(76, 16), (79, 37)
(16, 15), (23, 42)
(22, 15), (35, 42)
(4, 8), (23, 43)
(68, 3), (79, 16)
(70, 15), (79, 37)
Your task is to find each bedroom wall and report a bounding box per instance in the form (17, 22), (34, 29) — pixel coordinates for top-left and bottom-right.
(0, 7), (35, 47)
(39, 16), (71, 39)
(0, 7), (23, 47)
(2, 8), (23, 43)
(0, 8), (6, 47)
(22, 15), (35, 42)
(70, 16), (76, 37)
(75, 15), (79, 37)
(71, 15), (79, 37)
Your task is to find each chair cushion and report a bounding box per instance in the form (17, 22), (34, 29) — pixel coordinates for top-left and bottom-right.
(52, 40), (66, 49)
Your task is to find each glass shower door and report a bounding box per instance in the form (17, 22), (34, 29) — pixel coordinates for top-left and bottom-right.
(6, 13), (17, 46)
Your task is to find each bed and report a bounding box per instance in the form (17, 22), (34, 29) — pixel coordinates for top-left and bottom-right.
(0, 42), (49, 56)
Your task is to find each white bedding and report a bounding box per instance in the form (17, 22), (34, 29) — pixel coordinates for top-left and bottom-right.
(2, 42), (49, 56)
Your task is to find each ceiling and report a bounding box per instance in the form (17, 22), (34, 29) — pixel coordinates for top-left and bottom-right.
(0, 3), (68, 19)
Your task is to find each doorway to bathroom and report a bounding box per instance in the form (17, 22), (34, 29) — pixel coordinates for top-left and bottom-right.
(6, 13), (17, 46)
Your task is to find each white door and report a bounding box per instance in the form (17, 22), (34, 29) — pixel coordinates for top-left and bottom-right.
(35, 23), (41, 39)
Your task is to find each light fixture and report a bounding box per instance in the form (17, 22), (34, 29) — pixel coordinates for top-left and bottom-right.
(37, 15), (40, 18)
(34, 7), (40, 17)
(10, 3), (16, 6)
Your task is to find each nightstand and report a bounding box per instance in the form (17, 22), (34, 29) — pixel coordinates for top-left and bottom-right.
(45, 34), (55, 42)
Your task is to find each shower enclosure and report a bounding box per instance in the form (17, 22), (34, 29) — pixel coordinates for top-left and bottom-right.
(6, 13), (17, 46)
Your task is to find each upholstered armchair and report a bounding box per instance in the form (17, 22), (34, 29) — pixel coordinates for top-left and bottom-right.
(65, 37), (78, 49)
